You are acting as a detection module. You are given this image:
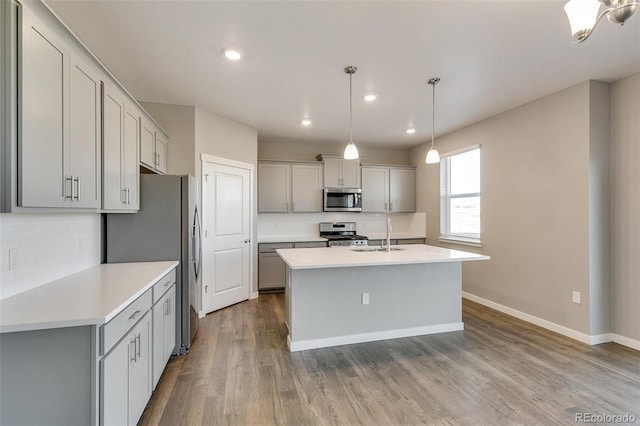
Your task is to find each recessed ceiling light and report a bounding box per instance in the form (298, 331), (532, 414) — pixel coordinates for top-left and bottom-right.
(406, 128), (416, 134)
(301, 119), (312, 126)
(222, 48), (242, 61)
(364, 94), (377, 102)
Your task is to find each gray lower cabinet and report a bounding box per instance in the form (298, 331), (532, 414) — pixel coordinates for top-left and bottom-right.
(368, 238), (426, 246)
(100, 290), (153, 426)
(152, 284), (176, 388)
(101, 311), (152, 426)
(258, 242), (327, 291)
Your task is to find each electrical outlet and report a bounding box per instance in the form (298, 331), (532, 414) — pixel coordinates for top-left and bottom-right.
(8, 248), (20, 271)
(572, 291), (581, 304)
(362, 293), (369, 305)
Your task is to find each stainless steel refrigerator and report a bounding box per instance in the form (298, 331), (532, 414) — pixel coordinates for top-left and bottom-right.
(106, 174), (202, 355)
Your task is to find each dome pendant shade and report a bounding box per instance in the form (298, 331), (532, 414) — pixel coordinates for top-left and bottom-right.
(426, 147), (440, 164)
(344, 142), (359, 160)
(343, 66), (360, 160)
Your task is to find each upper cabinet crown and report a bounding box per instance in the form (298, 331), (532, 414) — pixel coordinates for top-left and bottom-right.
(19, 7), (101, 209)
(319, 155), (361, 188)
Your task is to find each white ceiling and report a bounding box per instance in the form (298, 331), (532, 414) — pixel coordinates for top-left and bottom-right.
(46, 0), (640, 149)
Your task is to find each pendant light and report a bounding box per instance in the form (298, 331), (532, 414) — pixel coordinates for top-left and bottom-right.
(343, 66), (359, 160)
(425, 77), (441, 164)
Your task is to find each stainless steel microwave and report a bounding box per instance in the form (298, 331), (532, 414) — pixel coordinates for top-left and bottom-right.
(323, 188), (362, 212)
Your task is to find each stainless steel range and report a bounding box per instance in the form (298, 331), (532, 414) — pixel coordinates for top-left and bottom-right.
(319, 222), (368, 247)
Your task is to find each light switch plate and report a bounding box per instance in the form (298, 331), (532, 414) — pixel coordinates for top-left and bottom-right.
(8, 248), (20, 271)
(572, 291), (581, 304)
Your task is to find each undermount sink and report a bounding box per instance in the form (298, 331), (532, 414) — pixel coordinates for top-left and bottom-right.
(351, 247), (405, 252)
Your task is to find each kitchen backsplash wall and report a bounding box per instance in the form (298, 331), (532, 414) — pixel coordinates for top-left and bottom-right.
(0, 214), (101, 300)
(257, 212), (426, 240)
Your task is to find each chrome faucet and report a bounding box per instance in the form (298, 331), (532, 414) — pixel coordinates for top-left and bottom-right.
(386, 217), (392, 252)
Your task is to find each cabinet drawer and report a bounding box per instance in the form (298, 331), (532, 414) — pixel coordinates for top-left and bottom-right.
(258, 243), (294, 253)
(293, 241), (327, 248)
(152, 268), (176, 303)
(101, 289), (152, 355)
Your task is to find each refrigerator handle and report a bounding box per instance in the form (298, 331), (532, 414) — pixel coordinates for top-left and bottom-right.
(193, 205), (202, 282)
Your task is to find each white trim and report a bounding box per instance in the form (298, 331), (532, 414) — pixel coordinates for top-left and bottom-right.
(462, 292), (640, 352)
(462, 292), (593, 344)
(250, 291), (259, 300)
(611, 334), (640, 351)
(287, 322), (464, 352)
(438, 236), (483, 248)
(441, 144), (481, 159)
(201, 154), (254, 172)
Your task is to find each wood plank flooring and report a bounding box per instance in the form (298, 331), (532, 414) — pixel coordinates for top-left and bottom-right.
(139, 294), (640, 425)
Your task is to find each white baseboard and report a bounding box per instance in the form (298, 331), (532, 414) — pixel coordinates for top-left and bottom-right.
(250, 291), (259, 300)
(287, 322), (464, 352)
(462, 292), (640, 352)
(611, 334), (640, 351)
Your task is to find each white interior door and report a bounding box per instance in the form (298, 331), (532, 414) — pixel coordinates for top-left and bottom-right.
(202, 160), (252, 314)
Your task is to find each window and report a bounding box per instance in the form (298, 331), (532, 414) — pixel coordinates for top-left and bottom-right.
(439, 146), (481, 246)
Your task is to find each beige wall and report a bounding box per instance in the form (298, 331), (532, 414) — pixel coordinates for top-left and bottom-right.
(411, 81), (601, 336)
(140, 102), (196, 176)
(259, 138), (410, 165)
(610, 73), (640, 342)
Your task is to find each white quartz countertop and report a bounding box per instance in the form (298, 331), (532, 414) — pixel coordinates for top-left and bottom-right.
(276, 244), (489, 269)
(258, 236), (328, 243)
(0, 261), (179, 333)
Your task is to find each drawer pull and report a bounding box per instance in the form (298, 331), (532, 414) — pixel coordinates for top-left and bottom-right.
(164, 281), (171, 287)
(129, 310), (142, 321)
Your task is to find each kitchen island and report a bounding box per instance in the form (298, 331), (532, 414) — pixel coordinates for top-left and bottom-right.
(277, 244), (489, 351)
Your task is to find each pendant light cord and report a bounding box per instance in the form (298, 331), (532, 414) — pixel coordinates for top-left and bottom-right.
(431, 80), (435, 149)
(349, 71), (353, 144)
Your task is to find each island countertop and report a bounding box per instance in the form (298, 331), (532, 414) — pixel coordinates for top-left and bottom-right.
(276, 244), (489, 270)
(0, 261), (179, 333)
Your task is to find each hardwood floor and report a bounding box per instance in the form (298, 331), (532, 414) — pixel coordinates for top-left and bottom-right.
(140, 294), (640, 425)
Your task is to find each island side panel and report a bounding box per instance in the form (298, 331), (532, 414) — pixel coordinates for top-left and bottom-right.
(288, 262), (462, 350)
(0, 326), (95, 425)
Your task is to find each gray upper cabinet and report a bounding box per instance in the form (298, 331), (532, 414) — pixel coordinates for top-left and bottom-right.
(103, 82), (139, 211)
(258, 162), (323, 213)
(140, 117), (168, 174)
(361, 165), (415, 213)
(19, 6), (101, 209)
(322, 156), (360, 188)
(68, 52), (101, 208)
(19, 6), (67, 208)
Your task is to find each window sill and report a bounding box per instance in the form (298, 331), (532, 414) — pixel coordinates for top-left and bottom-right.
(438, 236), (483, 248)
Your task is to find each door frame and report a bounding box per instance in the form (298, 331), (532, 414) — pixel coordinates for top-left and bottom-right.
(200, 154), (256, 317)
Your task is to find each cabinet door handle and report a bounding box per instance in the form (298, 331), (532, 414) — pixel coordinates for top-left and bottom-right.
(291, 202), (295, 211)
(285, 202), (289, 211)
(122, 188), (127, 205)
(130, 339), (136, 362)
(129, 310), (141, 321)
(65, 176), (74, 199)
(389, 202), (393, 212)
(73, 176), (80, 201)
(167, 297), (171, 316)
(384, 203), (388, 211)
(244, 239), (251, 244)
(136, 333), (141, 359)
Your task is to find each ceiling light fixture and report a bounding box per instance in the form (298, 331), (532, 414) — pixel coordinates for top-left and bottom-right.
(364, 94), (377, 102)
(343, 66), (359, 160)
(301, 119), (312, 126)
(425, 77), (441, 164)
(222, 48), (242, 60)
(564, 0), (638, 42)
(406, 128), (416, 134)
